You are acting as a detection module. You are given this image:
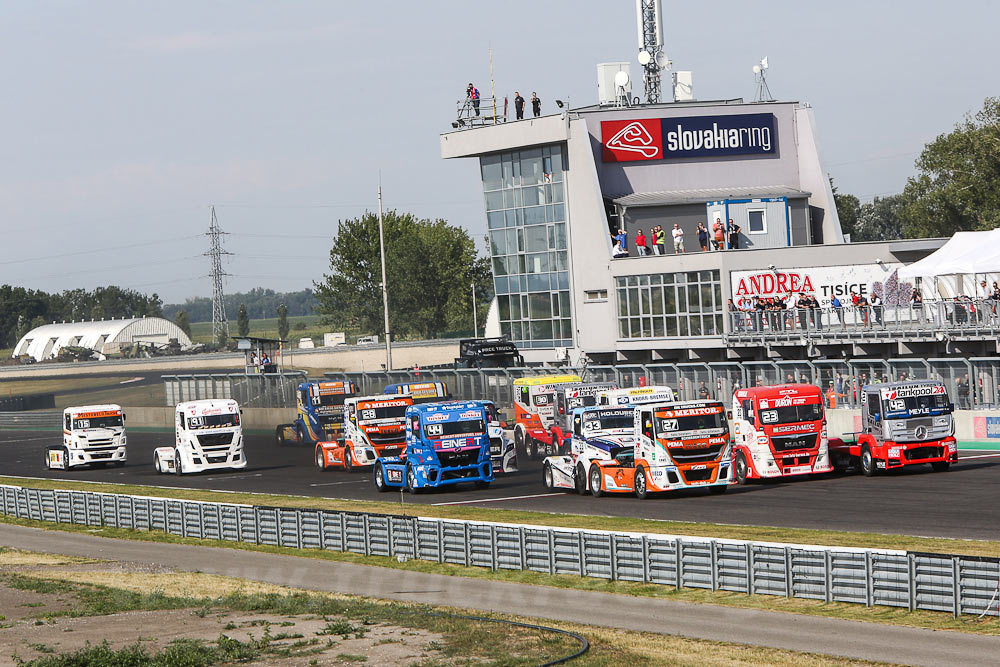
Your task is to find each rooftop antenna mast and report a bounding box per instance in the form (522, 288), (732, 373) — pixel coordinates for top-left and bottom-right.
(206, 205), (231, 345)
(753, 57), (774, 102)
(635, 0), (671, 103)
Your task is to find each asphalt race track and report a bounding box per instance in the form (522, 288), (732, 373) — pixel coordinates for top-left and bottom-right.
(2, 428), (999, 541)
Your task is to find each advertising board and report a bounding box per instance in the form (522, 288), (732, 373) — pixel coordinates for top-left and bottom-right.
(601, 113), (776, 163)
(730, 263), (903, 306)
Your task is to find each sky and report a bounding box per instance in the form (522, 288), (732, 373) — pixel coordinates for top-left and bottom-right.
(0, 1), (995, 304)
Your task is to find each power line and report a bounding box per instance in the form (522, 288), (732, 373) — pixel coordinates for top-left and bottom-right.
(0, 234), (201, 266)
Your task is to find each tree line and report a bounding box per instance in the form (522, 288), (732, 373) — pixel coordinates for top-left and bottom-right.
(0, 285), (163, 349)
(834, 96), (999, 241)
(162, 288), (316, 323)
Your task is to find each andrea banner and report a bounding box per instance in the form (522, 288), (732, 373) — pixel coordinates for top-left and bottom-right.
(601, 113), (777, 162)
(730, 263), (903, 306)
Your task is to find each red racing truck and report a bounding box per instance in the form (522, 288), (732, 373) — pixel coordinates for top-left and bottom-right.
(731, 384), (832, 484)
(829, 380), (957, 476)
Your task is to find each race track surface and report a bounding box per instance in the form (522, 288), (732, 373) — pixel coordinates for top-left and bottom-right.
(3, 429), (999, 541)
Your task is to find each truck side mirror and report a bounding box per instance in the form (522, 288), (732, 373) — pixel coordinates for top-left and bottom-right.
(726, 410), (733, 420)
(948, 403), (955, 412)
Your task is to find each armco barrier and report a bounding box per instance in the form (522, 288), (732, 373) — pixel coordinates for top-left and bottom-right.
(1, 483), (998, 618)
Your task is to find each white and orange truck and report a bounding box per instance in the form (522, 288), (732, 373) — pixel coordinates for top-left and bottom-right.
(47, 405), (127, 470)
(511, 374), (581, 458)
(730, 384), (832, 484)
(315, 394), (413, 471)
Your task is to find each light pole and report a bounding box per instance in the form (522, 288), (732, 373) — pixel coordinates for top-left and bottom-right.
(377, 185), (392, 370)
(471, 282), (478, 335)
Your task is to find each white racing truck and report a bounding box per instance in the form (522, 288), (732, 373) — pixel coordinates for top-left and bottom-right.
(154, 399), (247, 474)
(46, 404), (127, 470)
(542, 405), (638, 494)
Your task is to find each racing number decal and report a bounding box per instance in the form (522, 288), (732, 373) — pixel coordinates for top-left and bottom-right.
(660, 418), (678, 431)
(362, 409), (376, 420)
(760, 410), (778, 423)
(889, 399), (905, 411)
(426, 423), (443, 436)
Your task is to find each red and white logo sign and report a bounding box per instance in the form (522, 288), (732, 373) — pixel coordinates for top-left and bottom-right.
(602, 120), (662, 162)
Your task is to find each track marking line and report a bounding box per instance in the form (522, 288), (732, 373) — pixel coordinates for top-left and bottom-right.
(201, 473), (264, 482)
(309, 480), (368, 487)
(432, 492), (565, 506)
(959, 453), (1000, 460)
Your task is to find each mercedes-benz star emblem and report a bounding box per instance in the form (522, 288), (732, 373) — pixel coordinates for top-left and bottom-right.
(914, 426), (927, 440)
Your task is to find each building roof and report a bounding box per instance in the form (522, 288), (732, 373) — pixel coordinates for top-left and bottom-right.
(613, 186), (811, 208)
(12, 317), (193, 362)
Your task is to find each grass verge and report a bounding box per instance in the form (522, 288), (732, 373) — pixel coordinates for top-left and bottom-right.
(2, 474), (999, 558)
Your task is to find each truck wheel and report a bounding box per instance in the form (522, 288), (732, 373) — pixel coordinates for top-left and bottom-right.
(542, 462), (554, 490)
(275, 426), (287, 447)
(154, 453), (164, 474)
(344, 447), (353, 473)
(514, 427), (525, 456)
(174, 448), (184, 475)
(734, 452), (750, 485)
(709, 484), (728, 495)
(574, 464), (588, 495)
(315, 448), (326, 470)
(474, 480), (491, 490)
(527, 438), (538, 459)
(374, 464), (388, 492)
(296, 424), (306, 445)
(931, 461), (951, 472)
(406, 465), (422, 495)
(860, 445), (877, 477)
(589, 466), (603, 498)
(634, 467), (649, 500)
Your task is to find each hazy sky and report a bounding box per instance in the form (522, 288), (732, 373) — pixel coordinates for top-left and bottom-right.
(1, 1), (995, 303)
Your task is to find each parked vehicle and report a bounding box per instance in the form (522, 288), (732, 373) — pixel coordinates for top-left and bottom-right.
(357, 335), (379, 345)
(541, 405), (638, 494)
(384, 381), (450, 404)
(374, 400), (493, 492)
(275, 380), (356, 446)
(512, 374), (582, 458)
(315, 394), (412, 471)
(454, 337), (523, 368)
(154, 400), (246, 474)
(829, 381), (957, 476)
(46, 405), (126, 470)
(730, 384), (832, 484)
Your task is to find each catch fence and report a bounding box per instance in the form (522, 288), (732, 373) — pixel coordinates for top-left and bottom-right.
(1, 483), (997, 619)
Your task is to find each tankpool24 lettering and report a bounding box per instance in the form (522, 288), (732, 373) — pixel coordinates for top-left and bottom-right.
(602, 113), (776, 162)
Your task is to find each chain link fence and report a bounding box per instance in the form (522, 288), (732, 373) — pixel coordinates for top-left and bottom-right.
(2, 483), (997, 618)
(163, 372), (306, 409)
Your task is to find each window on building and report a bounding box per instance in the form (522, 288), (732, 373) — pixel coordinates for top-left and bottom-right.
(615, 271), (723, 339)
(748, 209), (767, 234)
(584, 289), (608, 302)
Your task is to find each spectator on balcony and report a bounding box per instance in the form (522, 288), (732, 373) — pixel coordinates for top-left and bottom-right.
(795, 292), (808, 329)
(531, 92), (541, 117)
(513, 91), (525, 120)
(635, 228), (649, 256)
(728, 219), (742, 249)
(697, 222), (708, 251)
(831, 295), (845, 329)
(612, 230), (628, 258)
(956, 374), (971, 409)
(652, 225), (665, 255)
(671, 223), (685, 254)
(870, 292), (884, 327)
(911, 289), (924, 324)
(857, 294), (871, 328)
(753, 296), (765, 331)
(467, 83), (480, 116)
(712, 221), (724, 250)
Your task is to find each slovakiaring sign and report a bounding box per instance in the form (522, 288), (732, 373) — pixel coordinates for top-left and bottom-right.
(601, 113), (777, 163)
(730, 263), (903, 306)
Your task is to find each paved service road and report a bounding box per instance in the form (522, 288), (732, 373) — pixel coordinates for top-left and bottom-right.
(2, 524), (998, 667)
(2, 429), (999, 541)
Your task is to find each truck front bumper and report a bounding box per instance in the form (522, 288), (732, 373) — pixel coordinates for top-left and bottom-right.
(880, 438), (957, 469)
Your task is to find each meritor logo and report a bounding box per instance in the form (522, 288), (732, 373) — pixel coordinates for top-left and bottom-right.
(606, 122), (659, 157)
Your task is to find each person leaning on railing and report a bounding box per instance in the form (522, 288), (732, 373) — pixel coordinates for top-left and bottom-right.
(831, 295), (846, 329)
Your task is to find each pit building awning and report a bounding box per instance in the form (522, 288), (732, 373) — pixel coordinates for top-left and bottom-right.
(612, 185), (811, 208)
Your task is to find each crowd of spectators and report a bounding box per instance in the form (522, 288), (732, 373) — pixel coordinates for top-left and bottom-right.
(611, 218), (742, 258)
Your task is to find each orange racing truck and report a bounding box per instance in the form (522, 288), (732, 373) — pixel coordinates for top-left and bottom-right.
(730, 384), (832, 484)
(582, 400), (733, 498)
(512, 374), (582, 458)
(315, 394), (413, 471)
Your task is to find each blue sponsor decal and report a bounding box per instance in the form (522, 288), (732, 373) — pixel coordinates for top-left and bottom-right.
(661, 113), (776, 159)
(986, 416), (1000, 438)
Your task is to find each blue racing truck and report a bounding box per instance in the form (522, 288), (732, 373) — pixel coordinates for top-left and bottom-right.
(383, 381), (450, 404)
(275, 380), (356, 446)
(373, 400), (493, 493)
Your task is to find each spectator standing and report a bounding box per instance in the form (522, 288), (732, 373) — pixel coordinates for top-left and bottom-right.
(870, 292), (884, 326)
(712, 221), (724, 250)
(614, 228), (628, 257)
(467, 83), (480, 116)
(911, 289), (924, 324)
(831, 294), (845, 329)
(696, 222), (708, 251)
(753, 296), (764, 331)
(727, 299), (741, 331)
(652, 225), (665, 255)
(698, 381), (710, 400)
(795, 292), (808, 329)
(635, 228), (649, 256)
(513, 91), (525, 120)
(671, 223), (685, 254)
(531, 92), (541, 117)
(858, 294), (871, 328)
(728, 219), (741, 249)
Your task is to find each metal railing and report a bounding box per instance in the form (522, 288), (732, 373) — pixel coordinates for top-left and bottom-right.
(0, 411), (62, 429)
(163, 372), (306, 409)
(453, 95), (506, 128)
(2, 483), (997, 618)
(727, 299), (1000, 342)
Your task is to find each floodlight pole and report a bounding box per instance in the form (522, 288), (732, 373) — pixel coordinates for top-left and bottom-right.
(471, 282), (478, 334)
(377, 185), (392, 371)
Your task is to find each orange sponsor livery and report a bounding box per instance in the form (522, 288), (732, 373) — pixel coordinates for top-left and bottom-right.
(315, 394), (413, 471)
(512, 375), (581, 457)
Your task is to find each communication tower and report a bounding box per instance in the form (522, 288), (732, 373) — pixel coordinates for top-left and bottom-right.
(753, 57), (775, 102)
(206, 205), (231, 344)
(635, 0), (667, 103)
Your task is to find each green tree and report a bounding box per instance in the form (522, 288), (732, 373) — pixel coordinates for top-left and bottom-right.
(277, 303), (289, 340)
(237, 304), (250, 337)
(901, 97), (1000, 238)
(853, 194), (906, 242)
(174, 309), (192, 338)
(830, 178), (860, 240)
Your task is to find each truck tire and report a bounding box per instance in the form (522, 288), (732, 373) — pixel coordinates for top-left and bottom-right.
(514, 426), (525, 456)
(575, 464), (588, 495)
(154, 452), (164, 474)
(931, 461), (951, 472)
(296, 424), (306, 445)
(174, 448), (184, 475)
(315, 448), (327, 471)
(344, 446), (353, 473)
(734, 452), (750, 485)
(275, 425), (288, 447)
(406, 465), (422, 495)
(860, 445), (877, 477)
(542, 462), (555, 490)
(527, 437), (538, 459)
(589, 466), (603, 498)
(634, 467), (649, 500)
(374, 464), (388, 492)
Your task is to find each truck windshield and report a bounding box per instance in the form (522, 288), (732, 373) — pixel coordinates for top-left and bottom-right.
(888, 394), (950, 413)
(72, 415), (123, 430)
(566, 395), (598, 410)
(359, 405), (408, 421)
(656, 412), (727, 436)
(313, 393), (347, 407)
(424, 419), (486, 438)
(759, 403), (823, 425)
(188, 413), (239, 429)
(583, 410), (633, 432)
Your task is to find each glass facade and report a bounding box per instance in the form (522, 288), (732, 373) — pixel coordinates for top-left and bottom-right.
(616, 271), (723, 339)
(481, 145), (572, 349)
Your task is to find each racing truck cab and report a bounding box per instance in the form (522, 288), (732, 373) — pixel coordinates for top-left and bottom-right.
(731, 384), (832, 484)
(512, 374), (581, 458)
(597, 385), (676, 407)
(483, 399), (517, 474)
(829, 381), (956, 476)
(316, 394), (413, 471)
(275, 380), (356, 446)
(542, 405), (639, 494)
(547, 382), (619, 452)
(47, 404), (127, 470)
(154, 399), (246, 474)
(374, 401), (493, 492)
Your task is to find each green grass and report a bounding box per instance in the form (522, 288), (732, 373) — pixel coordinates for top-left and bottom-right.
(189, 315), (336, 345)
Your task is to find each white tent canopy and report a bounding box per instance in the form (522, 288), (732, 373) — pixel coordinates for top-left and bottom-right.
(898, 229), (1000, 280)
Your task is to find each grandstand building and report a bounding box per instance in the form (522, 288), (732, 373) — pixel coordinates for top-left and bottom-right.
(441, 98), (973, 364)
(12, 317), (193, 362)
